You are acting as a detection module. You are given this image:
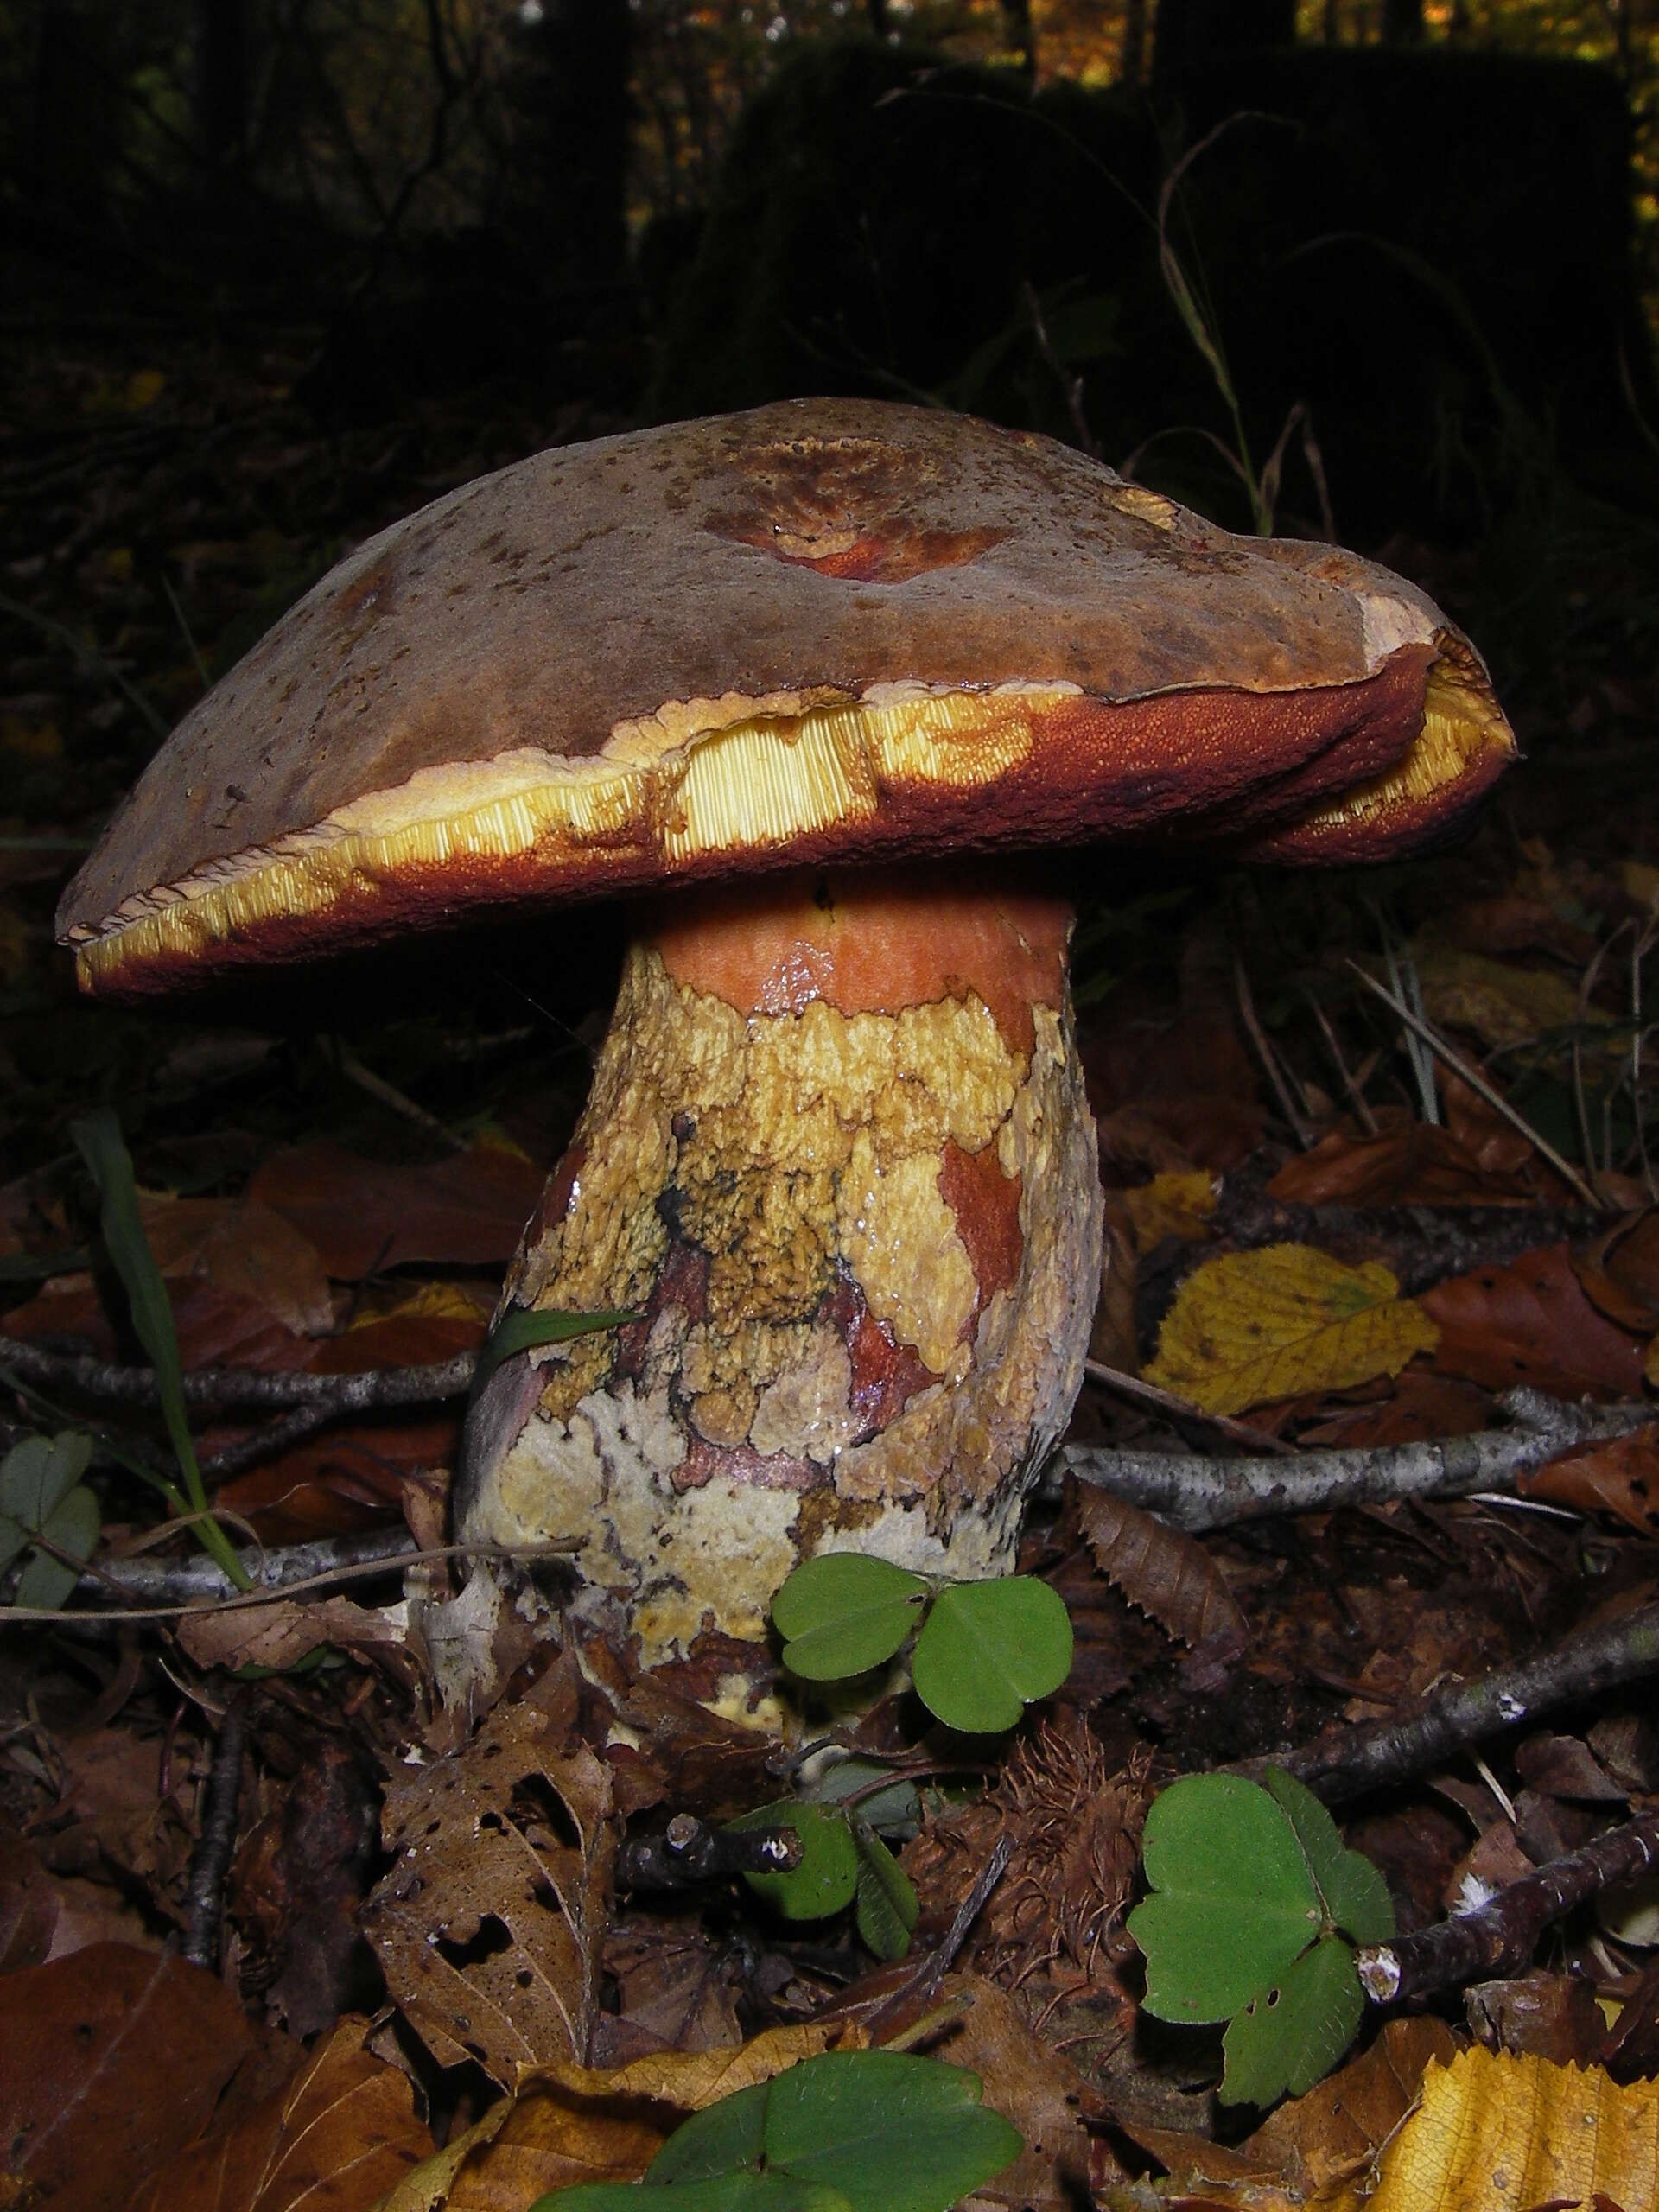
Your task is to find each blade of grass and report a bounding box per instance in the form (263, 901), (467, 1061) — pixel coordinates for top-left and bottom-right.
(69, 1111), (250, 1587)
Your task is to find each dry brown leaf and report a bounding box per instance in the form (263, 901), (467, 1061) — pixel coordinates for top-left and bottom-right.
(176, 1594), (420, 1685)
(364, 1694), (616, 2085)
(1244, 2016), (1459, 2197)
(1421, 1243), (1647, 1399)
(928, 1974), (1103, 2209)
(213, 1416), (460, 1544)
(1145, 1244), (1438, 1415)
(0, 1942), (255, 2212)
(379, 2021), (836, 2212)
(1519, 1428), (1659, 1536)
(1337, 2047), (1659, 2210)
(249, 1137), (546, 1278)
(124, 2017), (432, 2212)
(1573, 1210), (1659, 1332)
(0, 1816), (58, 1971)
(1268, 1122), (1533, 1208)
(1074, 1484), (1248, 1649)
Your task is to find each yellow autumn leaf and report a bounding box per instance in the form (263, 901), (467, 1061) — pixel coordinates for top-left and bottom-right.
(1416, 944), (1586, 1053)
(1145, 1243), (1438, 1415)
(1331, 2048), (1659, 2212)
(374, 2021), (838, 2211)
(1121, 1170), (1218, 1254)
(1621, 859), (1659, 909)
(1645, 1332), (1659, 1391)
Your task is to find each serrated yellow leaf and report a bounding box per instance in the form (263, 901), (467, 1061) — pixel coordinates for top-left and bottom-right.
(1145, 1243), (1439, 1415)
(1417, 944), (1586, 1052)
(1122, 1170), (1218, 1254)
(1330, 2048), (1659, 2212)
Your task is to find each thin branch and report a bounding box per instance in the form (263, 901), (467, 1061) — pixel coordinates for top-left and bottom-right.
(1251, 1598), (1659, 1806)
(618, 1814), (804, 1891)
(1082, 1359), (1298, 1457)
(1357, 1806), (1659, 2004)
(1059, 1387), (1655, 1533)
(1347, 962), (1600, 1207)
(1, 1340), (478, 1413)
(4, 1538), (576, 1624)
(180, 1692), (249, 1971)
(1236, 948), (1315, 1148)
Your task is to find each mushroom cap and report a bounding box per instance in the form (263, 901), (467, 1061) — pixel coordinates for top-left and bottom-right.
(58, 399), (1514, 995)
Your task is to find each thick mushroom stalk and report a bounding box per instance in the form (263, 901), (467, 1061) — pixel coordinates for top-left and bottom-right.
(456, 867), (1102, 1663)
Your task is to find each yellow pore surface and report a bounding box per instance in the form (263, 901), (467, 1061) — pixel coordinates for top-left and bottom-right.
(72, 643), (1503, 988)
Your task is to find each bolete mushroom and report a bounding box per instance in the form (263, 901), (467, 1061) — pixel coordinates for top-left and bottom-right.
(58, 400), (1515, 1673)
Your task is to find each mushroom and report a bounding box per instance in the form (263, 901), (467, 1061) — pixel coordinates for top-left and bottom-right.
(58, 400), (1515, 1672)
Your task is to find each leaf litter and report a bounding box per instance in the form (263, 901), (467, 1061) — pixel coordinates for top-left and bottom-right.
(6, 281), (1659, 2212)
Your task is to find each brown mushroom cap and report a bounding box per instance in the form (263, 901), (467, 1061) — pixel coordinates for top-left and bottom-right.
(57, 399), (1514, 994)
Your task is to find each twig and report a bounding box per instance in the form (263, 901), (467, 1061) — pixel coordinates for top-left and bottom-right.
(865, 1834), (1014, 2039)
(1249, 1598), (1659, 1806)
(1305, 989), (1379, 1135)
(1, 1340), (478, 1412)
(329, 1040), (470, 1153)
(1082, 1358), (1297, 1457)
(180, 1691), (249, 1971)
(1347, 963), (1601, 1208)
(4, 1537), (576, 1624)
(1356, 1806), (1659, 2004)
(1058, 1387), (1656, 1534)
(1235, 949), (1315, 1148)
(618, 1814), (803, 1891)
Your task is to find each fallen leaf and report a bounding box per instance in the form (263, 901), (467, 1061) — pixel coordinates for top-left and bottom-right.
(1573, 1209), (1659, 1332)
(364, 1688), (616, 2084)
(1519, 1427), (1659, 1536)
(1421, 1243), (1646, 1399)
(124, 2016), (431, 2212)
(250, 1138), (545, 1277)
(0, 1815), (58, 1970)
(0, 1942), (254, 2212)
(214, 1415), (460, 1543)
(1416, 944), (1587, 1053)
(1116, 1171), (1218, 1253)
(1465, 1972), (1607, 2065)
(928, 1973), (1104, 2208)
(1145, 1244), (1439, 1416)
(1341, 2047), (1658, 2210)
(1243, 2015), (1459, 2196)
(1268, 1122), (1534, 1208)
(1073, 1484), (1248, 1649)
(388, 2021), (837, 2212)
(175, 1594), (419, 1687)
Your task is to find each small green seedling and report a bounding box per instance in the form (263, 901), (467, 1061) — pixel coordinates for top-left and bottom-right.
(474, 1303), (641, 1385)
(70, 1109), (247, 1589)
(530, 2048), (1022, 2212)
(0, 1431), (100, 1608)
(771, 1554), (1072, 1735)
(726, 1796), (918, 1961)
(1128, 1767), (1395, 2107)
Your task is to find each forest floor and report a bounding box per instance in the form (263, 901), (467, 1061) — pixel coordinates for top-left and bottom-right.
(5, 278), (1659, 2212)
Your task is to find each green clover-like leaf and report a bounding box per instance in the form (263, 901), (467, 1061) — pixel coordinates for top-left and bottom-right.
(909, 1576), (1071, 1733)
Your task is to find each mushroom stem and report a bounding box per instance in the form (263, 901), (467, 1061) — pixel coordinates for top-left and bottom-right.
(456, 865), (1103, 1664)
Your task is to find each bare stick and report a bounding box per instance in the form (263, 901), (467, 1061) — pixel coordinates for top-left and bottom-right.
(1250, 1599), (1659, 1806)
(180, 1692), (249, 1972)
(1347, 963), (1600, 1207)
(1, 1339), (478, 1412)
(1082, 1359), (1297, 1457)
(1060, 1387), (1655, 1533)
(6, 1537), (576, 1623)
(618, 1814), (804, 1892)
(1357, 1806), (1659, 2004)
(1236, 949), (1316, 1149)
